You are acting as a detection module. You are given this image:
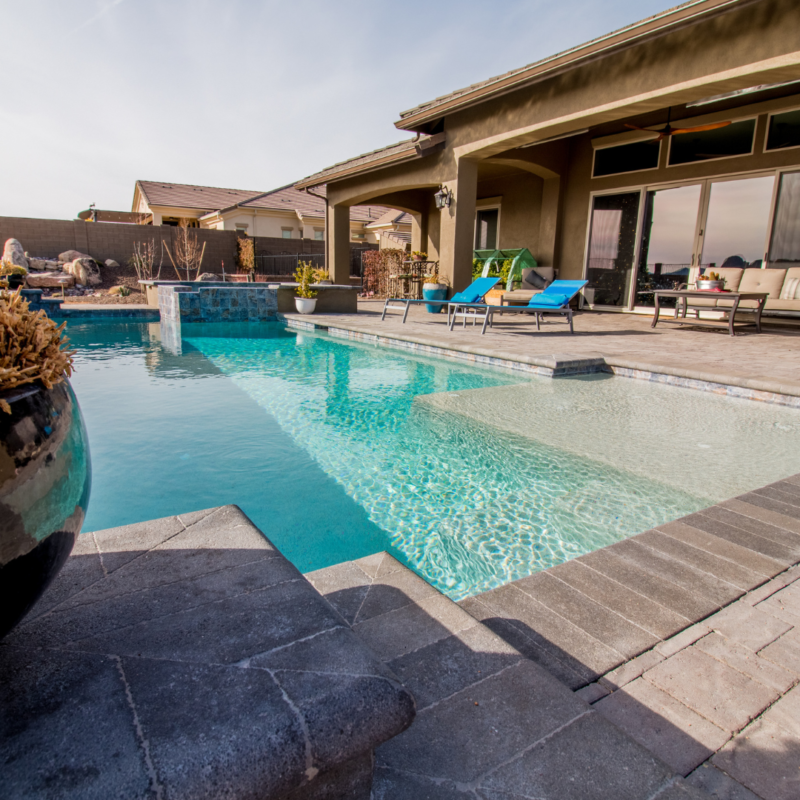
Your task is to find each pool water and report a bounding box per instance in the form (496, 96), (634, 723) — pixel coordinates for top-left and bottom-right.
(68, 321), (800, 599)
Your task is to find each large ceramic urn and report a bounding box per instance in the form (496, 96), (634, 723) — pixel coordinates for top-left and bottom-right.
(0, 380), (91, 638)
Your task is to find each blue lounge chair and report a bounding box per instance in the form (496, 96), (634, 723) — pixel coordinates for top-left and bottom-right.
(381, 276), (499, 323)
(449, 280), (588, 334)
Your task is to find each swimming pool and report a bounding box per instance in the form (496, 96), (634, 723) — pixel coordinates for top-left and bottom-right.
(69, 321), (800, 599)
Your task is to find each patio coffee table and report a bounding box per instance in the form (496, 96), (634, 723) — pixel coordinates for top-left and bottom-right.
(650, 289), (768, 336)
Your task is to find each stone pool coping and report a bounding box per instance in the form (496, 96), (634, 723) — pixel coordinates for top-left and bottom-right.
(283, 312), (800, 407)
(0, 506), (414, 800)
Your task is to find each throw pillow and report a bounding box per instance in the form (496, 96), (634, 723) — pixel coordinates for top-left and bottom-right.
(780, 277), (800, 300)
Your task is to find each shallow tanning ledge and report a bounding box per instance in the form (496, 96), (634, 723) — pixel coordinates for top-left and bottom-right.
(0, 505), (415, 800)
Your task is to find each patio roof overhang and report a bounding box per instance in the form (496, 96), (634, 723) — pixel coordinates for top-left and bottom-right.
(395, 0), (764, 133)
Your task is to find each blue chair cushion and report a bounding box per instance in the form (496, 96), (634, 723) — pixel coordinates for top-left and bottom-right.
(529, 293), (570, 307)
(453, 289), (481, 303)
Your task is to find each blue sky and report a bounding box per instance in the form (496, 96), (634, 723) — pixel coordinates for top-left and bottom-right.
(1, 0), (675, 219)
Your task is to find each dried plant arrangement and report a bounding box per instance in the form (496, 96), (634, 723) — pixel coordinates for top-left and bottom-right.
(237, 237), (255, 275)
(0, 290), (74, 413)
(129, 239), (162, 282)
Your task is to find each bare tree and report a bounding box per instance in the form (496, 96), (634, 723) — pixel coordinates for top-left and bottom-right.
(164, 219), (206, 280)
(128, 239), (162, 282)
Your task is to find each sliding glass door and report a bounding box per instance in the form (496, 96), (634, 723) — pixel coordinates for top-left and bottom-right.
(585, 171), (783, 310)
(636, 184), (702, 307)
(584, 192), (640, 307)
(699, 175), (775, 269)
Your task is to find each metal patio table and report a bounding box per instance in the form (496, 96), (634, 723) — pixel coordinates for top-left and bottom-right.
(650, 289), (769, 336)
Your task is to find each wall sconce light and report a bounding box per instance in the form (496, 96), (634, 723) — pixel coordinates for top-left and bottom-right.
(434, 186), (452, 209)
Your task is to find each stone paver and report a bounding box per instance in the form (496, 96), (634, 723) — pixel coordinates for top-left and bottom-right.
(311, 553), (698, 799)
(0, 508), (415, 800)
(686, 763), (762, 800)
(596, 677), (729, 776)
(645, 648), (779, 733)
(707, 604), (794, 652)
(695, 632), (798, 692)
(713, 717), (800, 800)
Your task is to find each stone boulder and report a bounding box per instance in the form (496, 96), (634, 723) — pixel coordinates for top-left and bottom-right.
(196, 273), (219, 281)
(104, 259), (120, 268)
(64, 257), (101, 286)
(3, 239), (28, 269)
(58, 249), (92, 263)
(26, 271), (75, 288)
(28, 258), (62, 271)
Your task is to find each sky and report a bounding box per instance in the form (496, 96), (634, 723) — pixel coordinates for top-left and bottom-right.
(1, 0), (677, 220)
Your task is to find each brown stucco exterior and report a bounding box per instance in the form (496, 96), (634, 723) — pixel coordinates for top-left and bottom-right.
(309, 0), (800, 293)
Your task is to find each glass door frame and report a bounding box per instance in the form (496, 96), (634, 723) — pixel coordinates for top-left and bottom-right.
(581, 166), (790, 312)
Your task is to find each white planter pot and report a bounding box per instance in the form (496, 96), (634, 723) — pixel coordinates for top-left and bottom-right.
(317, 280), (332, 285)
(423, 283), (448, 292)
(295, 297), (317, 314)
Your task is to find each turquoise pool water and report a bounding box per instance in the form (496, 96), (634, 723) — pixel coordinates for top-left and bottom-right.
(68, 321), (800, 599)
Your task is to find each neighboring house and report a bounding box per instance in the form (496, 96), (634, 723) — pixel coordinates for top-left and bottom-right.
(295, 0), (800, 311)
(131, 180), (406, 244)
(365, 209), (413, 250)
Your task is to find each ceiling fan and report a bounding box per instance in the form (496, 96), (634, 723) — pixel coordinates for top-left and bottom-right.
(625, 108), (731, 143)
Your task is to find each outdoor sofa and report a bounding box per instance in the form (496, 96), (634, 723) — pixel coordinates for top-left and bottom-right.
(680, 266), (800, 318)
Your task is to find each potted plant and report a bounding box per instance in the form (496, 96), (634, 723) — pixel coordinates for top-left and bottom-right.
(314, 267), (332, 285)
(422, 269), (450, 314)
(294, 261), (318, 314)
(0, 261), (28, 290)
(411, 251), (428, 262)
(0, 290), (91, 639)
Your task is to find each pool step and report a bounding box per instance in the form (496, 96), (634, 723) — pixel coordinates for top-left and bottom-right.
(306, 553), (708, 799)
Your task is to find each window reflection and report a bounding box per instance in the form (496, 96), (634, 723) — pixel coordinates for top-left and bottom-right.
(768, 171), (800, 269)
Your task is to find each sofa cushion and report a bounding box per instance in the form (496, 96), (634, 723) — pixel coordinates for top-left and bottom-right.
(764, 299), (800, 312)
(738, 267), (786, 296)
(717, 268), (785, 308)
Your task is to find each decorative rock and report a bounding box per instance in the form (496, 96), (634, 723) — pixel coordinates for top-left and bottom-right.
(196, 273), (219, 281)
(3, 239), (28, 269)
(25, 271), (75, 288)
(108, 286), (130, 296)
(104, 259), (119, 268)
(58, 249), (92, 263)
(27, 259), (50, 271)
(64, 258), (101, 287)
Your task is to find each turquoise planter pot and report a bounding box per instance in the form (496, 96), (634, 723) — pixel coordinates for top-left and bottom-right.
(422, 285), (447, 314)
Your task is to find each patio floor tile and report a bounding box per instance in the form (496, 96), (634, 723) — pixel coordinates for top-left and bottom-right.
(707, 604), (793, 652)
(595, 677), (730, 776)
(645, 648), (779, 732)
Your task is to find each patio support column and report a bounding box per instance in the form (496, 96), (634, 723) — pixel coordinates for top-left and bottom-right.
(538, 176), (562, 270)
(328, 203), (351, 285)
(411, 212), (428, 256)
(439, 158), (478, 291)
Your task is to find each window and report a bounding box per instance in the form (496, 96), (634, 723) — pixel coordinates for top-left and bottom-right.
(235, 223), (249, 232)
(314, 228), (324, 241)
(766, 109), (800, 151)
(593, 140), (660, 178)
(475, 208), (499, 250)
(281, 228), (293, 239)
(668, 119), (755, 165)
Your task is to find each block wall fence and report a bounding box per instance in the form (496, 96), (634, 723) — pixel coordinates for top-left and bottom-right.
(0, 216), (329, 272)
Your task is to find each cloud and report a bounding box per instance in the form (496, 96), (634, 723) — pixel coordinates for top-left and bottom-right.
(68, 0), (127, 35)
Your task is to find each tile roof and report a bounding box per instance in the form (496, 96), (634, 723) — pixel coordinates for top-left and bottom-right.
(395, 0), (740, 127)
(136, 180), (262, 211)
(136, 180), (397, 224)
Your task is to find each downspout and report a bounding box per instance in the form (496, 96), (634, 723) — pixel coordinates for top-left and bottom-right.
(303, 186), (328, 273)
